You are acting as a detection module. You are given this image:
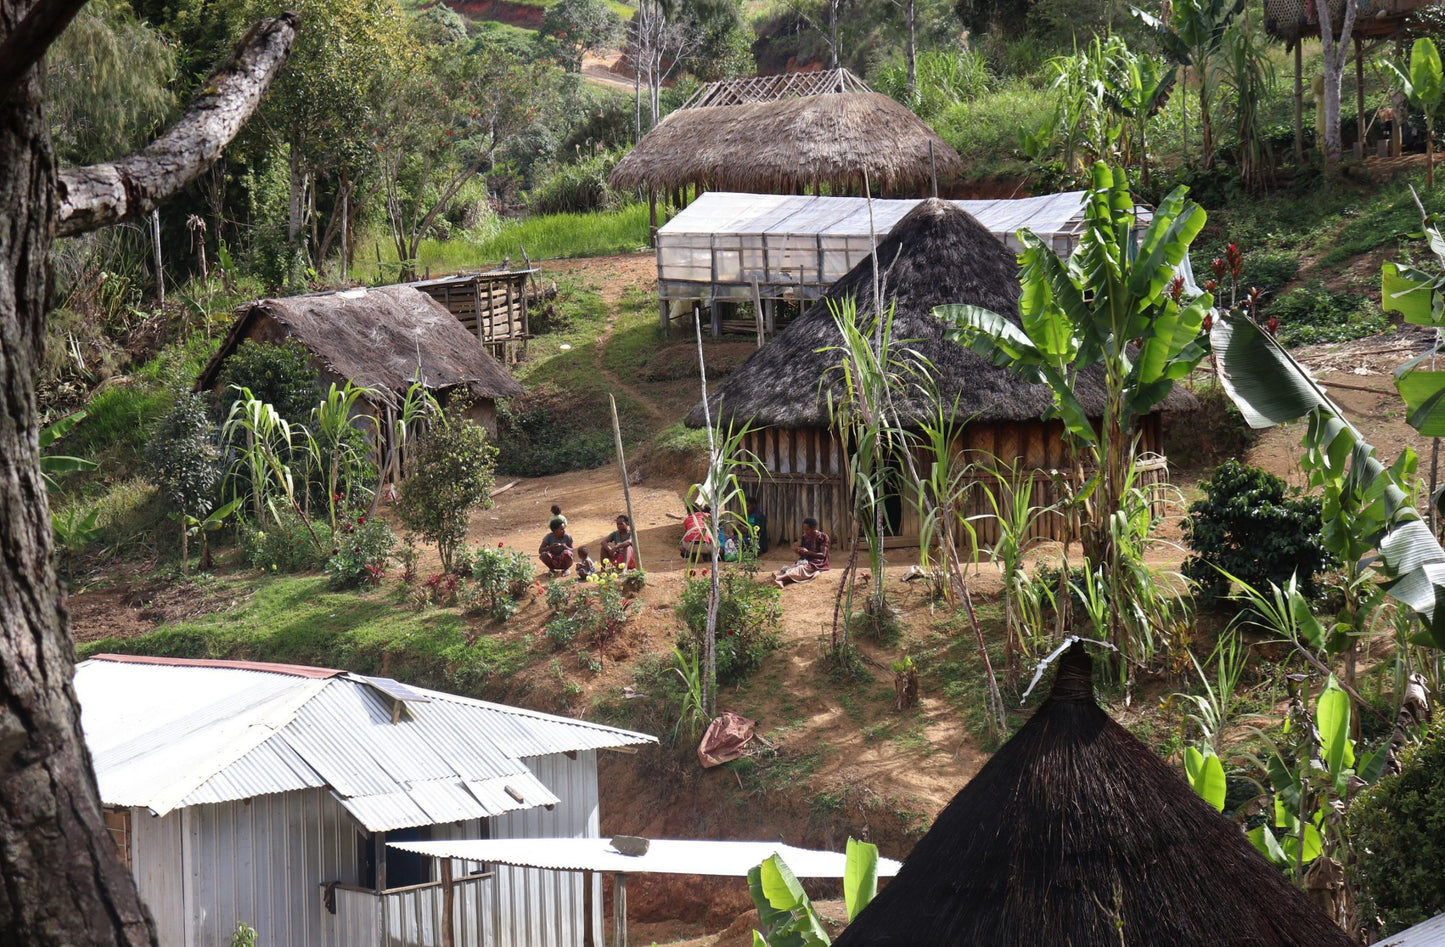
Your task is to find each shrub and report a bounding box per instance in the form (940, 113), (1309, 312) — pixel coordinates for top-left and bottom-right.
(526, 151), (624, 216)
(325, 512), (397, 588)
(1266, 285), (1387, 346)
(243, 507), (329, 574)
(676, 568), (781, 686)
(212, 338), (319, 424)
(496, 401), (612, 476)
(1349, 720), (1445, 936)
(456, 543), (537, 621)
(1182, 460), (1333, 603)
(397, 404), (498, 572)
(545, 571), (635, 650)
(1239, 249), (1300, 290)
(144, 391), (221, 522)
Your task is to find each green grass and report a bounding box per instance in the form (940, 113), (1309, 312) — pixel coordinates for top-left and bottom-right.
(932, 78), (1051, 180)
(78, 574), (529, 699)
(359, 204), (650, 281)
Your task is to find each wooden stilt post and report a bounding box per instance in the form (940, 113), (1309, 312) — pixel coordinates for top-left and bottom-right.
(1356, 36), (1366, 160)
(440, 859), (455, 947)
(1295, 42), (1305, 164)
(613, 873), (628, 947)
(610, 394), (641, 569)
(583, 870), (596, 947)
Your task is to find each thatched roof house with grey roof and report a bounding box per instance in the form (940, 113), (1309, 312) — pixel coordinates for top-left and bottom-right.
(198, 284), (523, 436)
(685, 199), (1193, 548)
(833, 643), (1356, 946)
(609, 69), (962, 202)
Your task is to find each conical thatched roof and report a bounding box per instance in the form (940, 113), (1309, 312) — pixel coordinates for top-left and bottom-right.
(833, 643), (1357, 947)
(687, 199), (1194, 429)
(198, 285), (524, 403)
(609, 86), (962, 196)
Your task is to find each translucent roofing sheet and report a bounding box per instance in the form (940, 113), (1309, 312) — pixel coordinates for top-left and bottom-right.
(75, 657), (655, 828)
(657, 191), (1100, 241)
(389, 838), (903, 878)
(1378, 913), (1445, 947)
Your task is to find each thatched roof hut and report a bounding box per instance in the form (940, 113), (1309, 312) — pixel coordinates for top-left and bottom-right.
(833, 643), (1357, 946)
(686, 198), (1191, 429)
(682, 199), (1194, 548)
(198, 284), (523, 435)
(609, 70), (962, 197)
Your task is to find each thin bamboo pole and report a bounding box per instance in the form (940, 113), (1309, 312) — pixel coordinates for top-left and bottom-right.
(609, 394), (641, 570)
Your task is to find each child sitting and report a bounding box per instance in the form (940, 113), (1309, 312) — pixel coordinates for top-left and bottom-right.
(575, 546), (597, 581)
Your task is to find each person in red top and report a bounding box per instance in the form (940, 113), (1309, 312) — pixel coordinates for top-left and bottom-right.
(774, 517), (829, 588)
(679, 504), (715, 561)
(538, 517), (575, 574)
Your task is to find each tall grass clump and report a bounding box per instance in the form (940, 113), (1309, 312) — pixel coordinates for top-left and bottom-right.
(934, 79), (1051, 177)
(527, 151), (625, 215)
(872, 49), (994, 120)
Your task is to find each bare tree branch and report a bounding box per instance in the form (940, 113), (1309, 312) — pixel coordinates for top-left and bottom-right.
(0, 0), (91, 103)
(55, 12), (298, 237)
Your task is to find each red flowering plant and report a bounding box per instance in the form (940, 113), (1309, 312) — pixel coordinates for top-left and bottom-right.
(324, 512), (397, 589)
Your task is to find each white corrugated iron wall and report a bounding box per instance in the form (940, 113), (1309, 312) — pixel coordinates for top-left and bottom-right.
(489, 752), (601, 947)
(131, 808), (186, 947)
(187, 789), (362, 947)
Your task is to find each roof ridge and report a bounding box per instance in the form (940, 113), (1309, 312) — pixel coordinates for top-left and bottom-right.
(90, 654), (342, 679)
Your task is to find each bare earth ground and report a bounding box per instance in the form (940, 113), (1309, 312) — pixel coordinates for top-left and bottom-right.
(64, 250), (1445, 945)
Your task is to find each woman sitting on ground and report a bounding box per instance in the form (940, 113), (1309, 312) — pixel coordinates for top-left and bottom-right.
(774, 517), (829, 587)
(678, 504), (715, 561)
(538, 517), (575, 574)
(601, 514), (638, 569)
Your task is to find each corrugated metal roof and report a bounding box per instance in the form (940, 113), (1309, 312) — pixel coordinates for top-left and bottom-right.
(75, 658), (655, 831)
(388, 838), (904, 878)
(1378, 912), (1445, 946)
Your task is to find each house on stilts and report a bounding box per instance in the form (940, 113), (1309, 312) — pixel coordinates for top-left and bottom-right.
(78, 654), (655, 947)
(684, 198), (1195, 550)
(832, 643), (1357, 946)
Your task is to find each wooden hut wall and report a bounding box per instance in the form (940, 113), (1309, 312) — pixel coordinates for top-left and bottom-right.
(416, 274), (530, 363)
(740, 415), (1169, 551)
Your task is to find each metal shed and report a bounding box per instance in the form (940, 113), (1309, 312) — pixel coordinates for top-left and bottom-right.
(77, 655), (655, 947)
(654, 190), (1101, 333)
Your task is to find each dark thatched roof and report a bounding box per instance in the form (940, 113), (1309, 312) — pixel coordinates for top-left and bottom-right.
(833, 643), (1358, 947)
(608, 90), (962, 196)
(197, 285), (524, 403)
(686, 199), (1194, 429)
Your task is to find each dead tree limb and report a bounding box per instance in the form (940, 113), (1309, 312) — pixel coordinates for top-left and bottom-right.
(55, 12), (298, 237)
(0, 0), (91, 102)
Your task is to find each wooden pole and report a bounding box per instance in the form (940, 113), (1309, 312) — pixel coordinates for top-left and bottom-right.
(613, 873), (628, 947)
(440, 858), (455, 947)
(609, 394), (641, 569)
(583, 870), (596, 947)
(151, 209), (164, 304)
(750, 278), (765, 348)
(1356, 36), (1366, 160)
(1295, 42), (1305, 164)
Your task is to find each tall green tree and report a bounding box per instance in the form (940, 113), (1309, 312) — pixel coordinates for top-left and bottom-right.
(1383, 39), (1445, 190)
(540, 0), (624, 72)
(939, 163), (1211, 666)
(1136, 0), (1245, 170)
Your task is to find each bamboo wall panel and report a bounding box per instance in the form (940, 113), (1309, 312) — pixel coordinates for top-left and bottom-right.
(740, 421), (1174, 552)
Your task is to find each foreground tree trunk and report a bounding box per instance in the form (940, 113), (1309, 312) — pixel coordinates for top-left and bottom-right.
(0, 7), (294, 942)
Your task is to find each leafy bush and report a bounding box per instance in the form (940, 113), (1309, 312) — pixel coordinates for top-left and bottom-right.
(1182, 460), (1333, 602)
(397, 405), (498, 572)
(213, 339), (319, 424)
(496, 401), (612, 476)
(243, 507), (328, 574)
(1349, 720), (1445, 936)
(1239, 249), (1300, 290)
(325, 512), (396, 587)
(677, 568), (781, 686)
(527, 151), (625, 216)
(872, 49), (994, 120)
(545, 571), (635, 650)
(1265, 285), (1387, 346)
(144, 391), (221, 521)
(456, 543), (537, 621)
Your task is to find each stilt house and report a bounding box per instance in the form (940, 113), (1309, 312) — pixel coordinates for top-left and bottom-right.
(832, 643), (1357, 946)
(684, 199), (1194, 549)
(77, 655), (655, 947)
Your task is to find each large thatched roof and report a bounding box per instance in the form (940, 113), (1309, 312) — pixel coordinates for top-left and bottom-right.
(833, 643), (1358, 947)
(609, 72), (962, 195)
(685, 198), (1192, 429)
(198, 285), (524, 403)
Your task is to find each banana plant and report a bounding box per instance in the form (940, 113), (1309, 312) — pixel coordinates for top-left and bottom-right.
(1211, 310), (1445, 650)
(1381, 39), (1445, 190)
(182, 497), (242, 574)
(39, 409), (98, 490)
(939, 163), (1211, 666)
(750, 838), (879, 947)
